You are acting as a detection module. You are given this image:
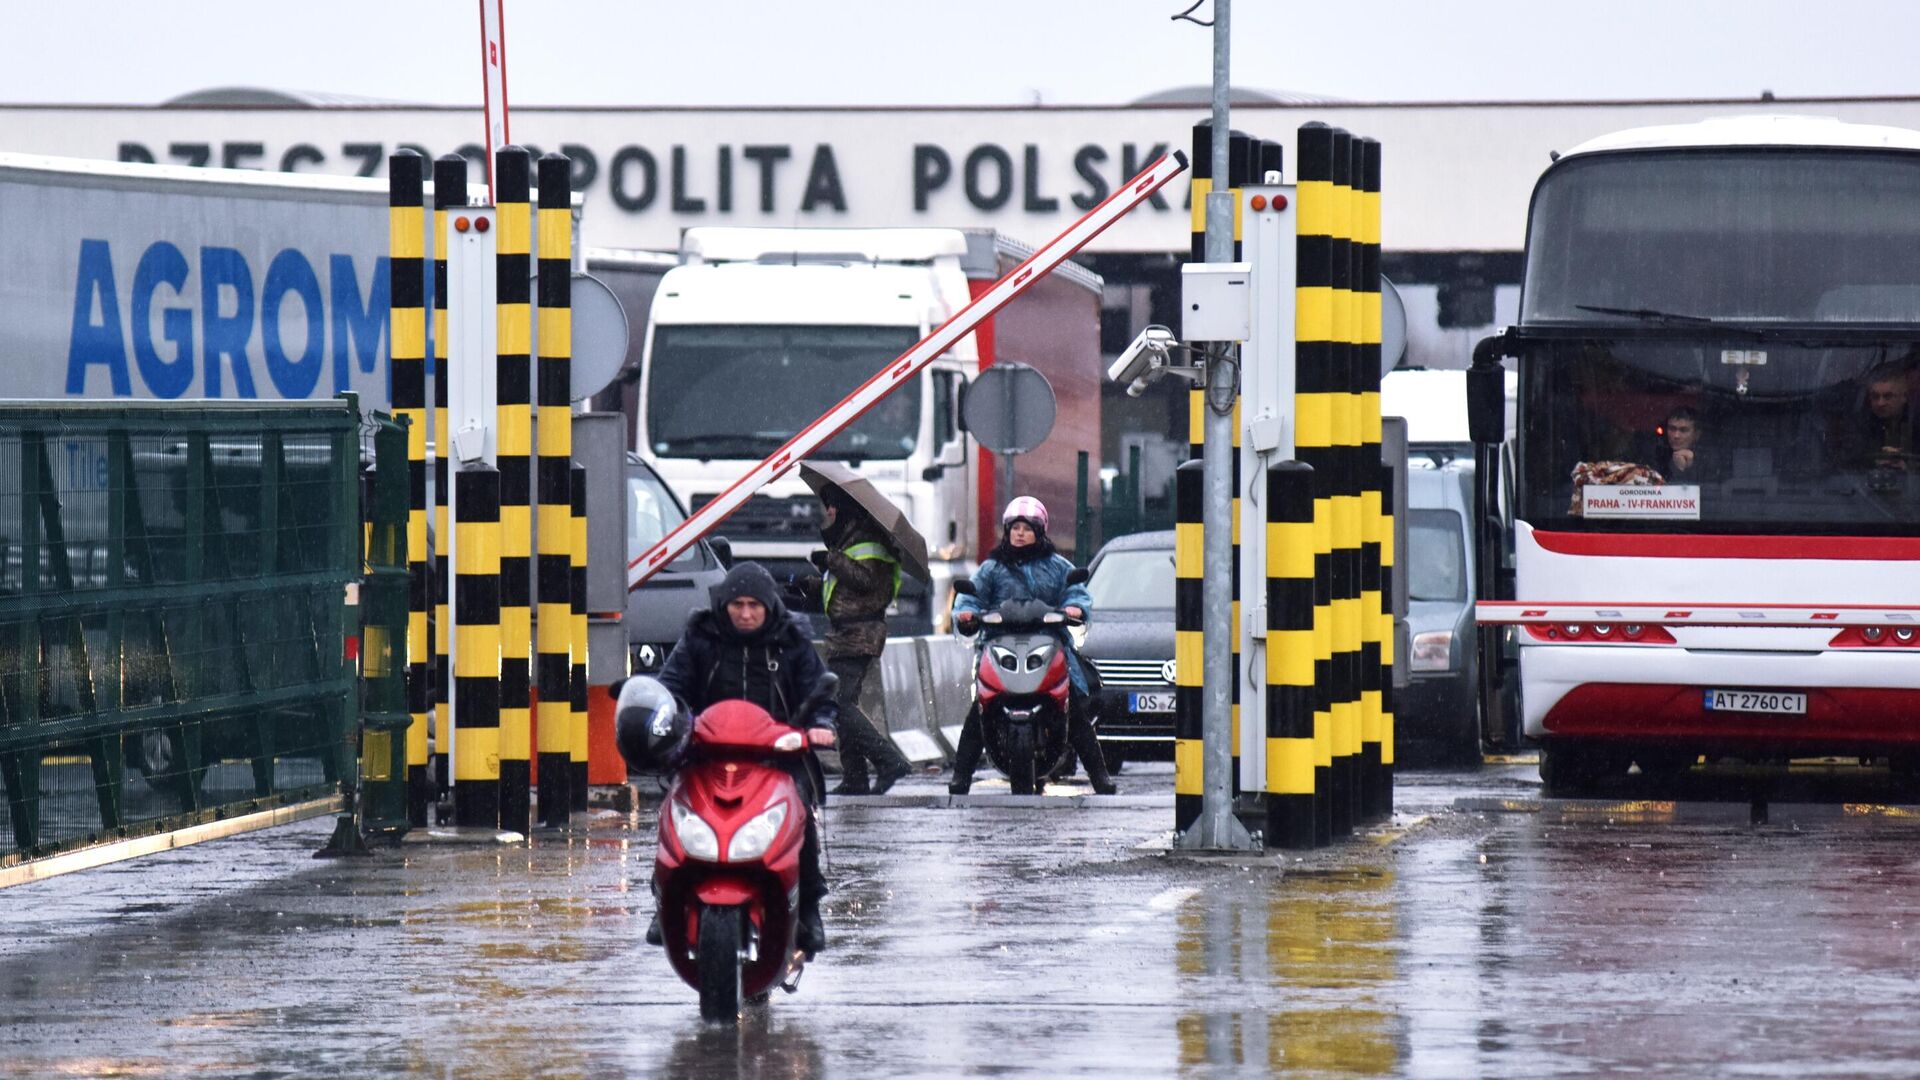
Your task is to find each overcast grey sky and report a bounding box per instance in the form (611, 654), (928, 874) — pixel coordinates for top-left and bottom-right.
(2, 1), (1916, 108)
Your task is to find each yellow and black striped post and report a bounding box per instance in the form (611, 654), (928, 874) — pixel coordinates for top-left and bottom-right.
(1295, 122), (1338, 847)
(495, 146), (535, 835)
(454, 463), (502, 828)
(1377, 458), (1397, 817)
(1189, 121), (1213, 264)
(1182, 122), (1208, 827)
(569, 460), (590, 810)
(1265, 459), (1318, 849)
(388, 149), (431, 827)
(1190, 120), (1248, 799)
(1329, 127), (1361, 838)
(432, 153), (463, 808)
(1173, 458), (1204, 833)
(535, 153), (574, 827)
(1360, 137), (1393, 816)
(1228, 135), (1248, 798)
(1355, 136), (1387, 821)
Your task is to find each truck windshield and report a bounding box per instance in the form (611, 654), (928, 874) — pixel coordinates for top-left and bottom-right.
(1517, 337), (1920, 533)
(1523, 150), (1920, 324)
(648, 325), (922, 459)
(628, 466), (703, 572)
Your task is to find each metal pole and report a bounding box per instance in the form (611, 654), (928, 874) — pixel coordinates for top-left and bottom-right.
(1184, 0), (1255, 851)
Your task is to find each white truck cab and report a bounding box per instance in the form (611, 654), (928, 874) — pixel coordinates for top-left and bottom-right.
(636, 228), (980, 632)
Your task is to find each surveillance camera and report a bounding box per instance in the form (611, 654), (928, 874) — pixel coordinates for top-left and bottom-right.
(1107, 325), (1176, 385)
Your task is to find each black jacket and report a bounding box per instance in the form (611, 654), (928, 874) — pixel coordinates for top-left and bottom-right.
(657, 609), (839, 732)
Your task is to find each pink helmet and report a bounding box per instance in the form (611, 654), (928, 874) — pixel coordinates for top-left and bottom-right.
(1001, 496), (1049, 534)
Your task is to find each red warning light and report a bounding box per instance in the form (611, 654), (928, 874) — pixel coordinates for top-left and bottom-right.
(1272, 194), (1289, 211)
(475, 216), (491, 233)
(454, 216), (471, 233)
(1250, 195), (1268, 211)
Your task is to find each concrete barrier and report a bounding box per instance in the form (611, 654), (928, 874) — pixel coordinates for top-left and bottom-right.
(813, 635), (977, 767)
(875, 640), (943, 764)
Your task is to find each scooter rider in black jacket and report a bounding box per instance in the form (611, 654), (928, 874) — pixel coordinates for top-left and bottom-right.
(648, 561), (839, 957)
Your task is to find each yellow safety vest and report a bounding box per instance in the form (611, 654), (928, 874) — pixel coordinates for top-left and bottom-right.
(823, 541), (901, 610)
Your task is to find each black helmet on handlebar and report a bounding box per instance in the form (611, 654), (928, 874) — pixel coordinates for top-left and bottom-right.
(614, 676), (691, 772)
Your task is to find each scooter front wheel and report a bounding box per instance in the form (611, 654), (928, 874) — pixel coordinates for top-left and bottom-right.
(697, 905), (744, 1024)
(1006, 725), (1037, 795)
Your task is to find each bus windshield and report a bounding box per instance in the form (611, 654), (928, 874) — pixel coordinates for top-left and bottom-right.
(1517, 337), (1920, 532)
(648, 325), (922, 460)
(1523, 150), (1920, 325)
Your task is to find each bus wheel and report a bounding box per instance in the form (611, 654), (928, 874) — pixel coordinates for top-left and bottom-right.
(1633, 749), (1697, 782)
(1539, 741), (1609, 797)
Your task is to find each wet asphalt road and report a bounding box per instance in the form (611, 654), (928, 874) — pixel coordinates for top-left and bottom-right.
(6, 761), (1920, 1078)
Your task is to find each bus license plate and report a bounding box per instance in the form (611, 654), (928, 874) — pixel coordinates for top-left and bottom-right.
(1703, 689), (1806, 715)
(1130, 692), (1176, 714)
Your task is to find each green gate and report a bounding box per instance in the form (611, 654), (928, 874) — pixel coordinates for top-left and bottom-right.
(0, 399), (393, 883)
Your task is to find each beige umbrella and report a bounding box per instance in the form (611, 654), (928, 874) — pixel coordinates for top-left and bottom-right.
(796, 460), (931, 585)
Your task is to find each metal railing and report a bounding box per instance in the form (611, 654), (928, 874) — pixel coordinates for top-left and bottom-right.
(0, 399), (375, 876)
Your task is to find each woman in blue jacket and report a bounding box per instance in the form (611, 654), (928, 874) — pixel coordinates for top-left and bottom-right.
(949, 497), (1115, 795)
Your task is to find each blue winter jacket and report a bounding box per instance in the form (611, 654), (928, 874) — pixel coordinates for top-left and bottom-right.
(953, 552), (1094, 694)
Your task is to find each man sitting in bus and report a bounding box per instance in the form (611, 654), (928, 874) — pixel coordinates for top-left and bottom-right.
(1846, 367), (1916, 471)
(1654, 405), (1721, 483)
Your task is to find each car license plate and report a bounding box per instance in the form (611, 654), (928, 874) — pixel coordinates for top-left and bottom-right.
(1703, 689), (1807, 715)
(1130, 691), (1176, 714)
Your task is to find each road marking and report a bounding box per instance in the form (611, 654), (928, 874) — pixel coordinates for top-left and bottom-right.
(1085, 885), (1199, 940)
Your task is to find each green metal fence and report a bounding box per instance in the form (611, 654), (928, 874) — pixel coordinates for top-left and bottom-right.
(0, 399), (377, 875)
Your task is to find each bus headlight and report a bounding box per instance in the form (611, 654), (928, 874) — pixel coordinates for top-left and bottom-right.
(1412, 630), (1454, 672)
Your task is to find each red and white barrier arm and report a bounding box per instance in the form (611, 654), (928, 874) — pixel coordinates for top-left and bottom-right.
(628, 150), (1191, 590)
(1478, 601), (1920, 628)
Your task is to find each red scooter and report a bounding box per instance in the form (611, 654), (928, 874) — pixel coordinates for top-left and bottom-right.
(647, 687), (833, 1024)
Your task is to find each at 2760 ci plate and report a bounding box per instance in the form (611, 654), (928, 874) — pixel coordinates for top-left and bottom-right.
(1703, 689), (1806, 715)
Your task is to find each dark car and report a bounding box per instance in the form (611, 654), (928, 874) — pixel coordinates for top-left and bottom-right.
(1079, 530), (1177, 769)
(625, 453), (731, 675)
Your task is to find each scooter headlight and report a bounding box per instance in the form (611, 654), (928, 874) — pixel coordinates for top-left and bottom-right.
(1025, 642), (1055, 672)
(991, 645), (1019, 671)
(669, 799), (720, 862)
(726, 800), (790, 863)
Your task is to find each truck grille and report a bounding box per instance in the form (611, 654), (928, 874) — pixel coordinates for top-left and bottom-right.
(690, 493), (824, 541)
(1088, 658), (1172, 688)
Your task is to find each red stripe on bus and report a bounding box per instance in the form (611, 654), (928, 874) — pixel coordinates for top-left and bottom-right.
(1530, 531), (1920, 561)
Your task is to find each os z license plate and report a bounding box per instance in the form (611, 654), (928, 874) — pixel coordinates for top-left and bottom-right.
(1703, 689), (1807, 715)
(1130, 691), (1176, 714)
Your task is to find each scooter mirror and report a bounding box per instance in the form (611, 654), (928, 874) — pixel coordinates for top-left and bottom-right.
(951, 578), (977, 597)
(1065, 568), (1090, 586)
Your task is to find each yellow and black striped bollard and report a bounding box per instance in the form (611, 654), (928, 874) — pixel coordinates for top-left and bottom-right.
(1355, 137), (1387, 820)
(535, 153), (575, 827)
(1189, 121), (1249, 797)
(495, 146), (535, 835)
(1295, 122), (1338, 847)
(432, 153), (463, 810)
(1173, 458), (1205, 833)
(1328, 127), (1360, 838)
(454, 463), (503, 828)
(570, 460), (590, 810)
(387, 149), (431, 827)
(1265, 459), (1318, 849)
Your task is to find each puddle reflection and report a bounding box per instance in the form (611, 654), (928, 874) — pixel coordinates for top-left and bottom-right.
(1176, 870), (1400, 1076)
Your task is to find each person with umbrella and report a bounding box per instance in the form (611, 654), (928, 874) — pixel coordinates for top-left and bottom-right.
(800, 462), (917, 795)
